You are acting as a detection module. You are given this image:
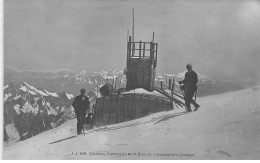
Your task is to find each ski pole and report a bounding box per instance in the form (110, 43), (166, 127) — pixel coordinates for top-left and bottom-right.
(180, 85), (188, 112)
(194, 86), (197, 101)
(82, 116), (85, 136)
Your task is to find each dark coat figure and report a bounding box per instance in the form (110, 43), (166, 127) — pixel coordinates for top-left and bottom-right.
(179, 64), (200, 112)
(72, 89), (90, 135)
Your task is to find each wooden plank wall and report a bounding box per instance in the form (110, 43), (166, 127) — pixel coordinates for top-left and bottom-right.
(94, 94), (173, 127)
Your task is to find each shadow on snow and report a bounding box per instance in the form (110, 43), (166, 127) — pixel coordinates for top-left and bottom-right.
(49, 111), (187, 145)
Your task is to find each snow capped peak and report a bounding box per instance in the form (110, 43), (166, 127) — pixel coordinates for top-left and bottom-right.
(17, 82), (61, 97)
(66, 93), (74, 99)
(4, 93), (12, 102)
(44, 89), (59, 97)
(88, 78), (93, 84)
(23, 82), (34, 89)
(64, 74), (71, 78)
(4, 85), (9, 90)
(19, 85), (27, 92)
(117, 70), (123, 75)
(103, 75), (117, 80)
(23, 82), (48, 96)
(100, 70), (108, 75)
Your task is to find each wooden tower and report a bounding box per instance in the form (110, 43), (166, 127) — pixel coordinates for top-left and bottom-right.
(126, 34), (158, 92)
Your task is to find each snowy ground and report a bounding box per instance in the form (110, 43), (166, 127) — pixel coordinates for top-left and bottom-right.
(3, 86), (260, 160)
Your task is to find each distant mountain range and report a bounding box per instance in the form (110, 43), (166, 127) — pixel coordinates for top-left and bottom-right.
(4, 67), (125, 96)
(67, 70), (257, 97)
(4, 66), (257, 97)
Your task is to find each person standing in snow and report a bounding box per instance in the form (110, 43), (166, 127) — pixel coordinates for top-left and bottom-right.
(72, 89), (90, 135)
(179, 63), (200, 112)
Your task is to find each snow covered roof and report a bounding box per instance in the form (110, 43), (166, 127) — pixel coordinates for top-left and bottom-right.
(121, 88), (165, 97)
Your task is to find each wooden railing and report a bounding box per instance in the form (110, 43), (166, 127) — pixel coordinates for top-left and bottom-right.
(127, 36), (158, 60)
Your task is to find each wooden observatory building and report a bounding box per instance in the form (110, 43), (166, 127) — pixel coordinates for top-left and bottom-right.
(92, 10), (185, 128)
(92, 32), (185, 128)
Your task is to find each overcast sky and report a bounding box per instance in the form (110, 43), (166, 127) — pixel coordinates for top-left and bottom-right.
(4, 0), (260, 80)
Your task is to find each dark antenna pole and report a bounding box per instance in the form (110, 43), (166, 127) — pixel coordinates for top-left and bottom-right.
(152, 32), (154, 42)
(132, 8), (135, 42)
(127, 30), (129, 42)
(126, 30), (129, 63)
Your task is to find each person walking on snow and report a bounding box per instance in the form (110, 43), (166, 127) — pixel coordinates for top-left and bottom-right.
(179, 63), (200, 112)
(72, 89), (90, 135)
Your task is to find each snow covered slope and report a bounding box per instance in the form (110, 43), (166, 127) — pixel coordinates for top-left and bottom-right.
(3, 86), (260, 160)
